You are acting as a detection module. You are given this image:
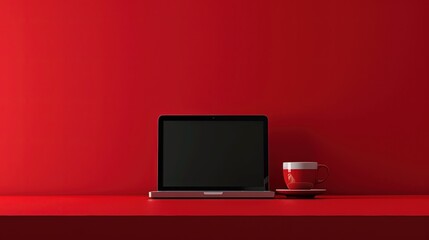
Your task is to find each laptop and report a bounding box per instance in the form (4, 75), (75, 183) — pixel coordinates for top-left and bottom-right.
(149, 115), (274, 198)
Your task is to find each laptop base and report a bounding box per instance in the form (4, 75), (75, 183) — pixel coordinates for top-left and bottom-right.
(149, 191), (275, 199)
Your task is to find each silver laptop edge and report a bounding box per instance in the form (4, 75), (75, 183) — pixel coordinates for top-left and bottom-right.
(149, 191), (274, 199)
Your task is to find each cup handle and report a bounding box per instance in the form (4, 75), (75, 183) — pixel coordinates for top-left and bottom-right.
(317, 164), (329, 184)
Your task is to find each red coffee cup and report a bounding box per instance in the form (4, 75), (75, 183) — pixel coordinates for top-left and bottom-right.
(283, 162), (329, 189)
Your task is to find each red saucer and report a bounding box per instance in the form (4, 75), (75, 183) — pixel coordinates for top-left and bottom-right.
(275, 189), (326, 198)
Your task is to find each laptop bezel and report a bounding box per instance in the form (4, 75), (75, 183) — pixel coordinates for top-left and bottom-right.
(157, 115), (269, 191)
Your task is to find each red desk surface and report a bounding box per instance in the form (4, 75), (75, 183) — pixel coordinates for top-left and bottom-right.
(0, 195), (428, 216)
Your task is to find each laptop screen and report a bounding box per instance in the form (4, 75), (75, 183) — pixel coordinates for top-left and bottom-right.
(158, 116), (268, 191)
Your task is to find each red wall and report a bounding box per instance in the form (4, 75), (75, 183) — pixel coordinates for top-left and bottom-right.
(1, 0), (428, 195)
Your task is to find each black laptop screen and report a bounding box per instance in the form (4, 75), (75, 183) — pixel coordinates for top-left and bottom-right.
(159, 116), (268, 190)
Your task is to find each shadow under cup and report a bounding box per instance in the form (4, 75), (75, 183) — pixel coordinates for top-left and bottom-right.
(283, 162), (329, 189)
